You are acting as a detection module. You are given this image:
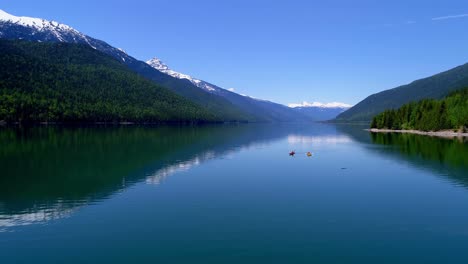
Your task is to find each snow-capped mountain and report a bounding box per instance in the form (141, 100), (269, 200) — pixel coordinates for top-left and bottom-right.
(0, 9), (75, 36)
(146, 54), (356, 122)
(0, 9), (318, 122)
(147, 57), (274, 102)
(147, 58), (218, 92)
(289, 101), (352, 121)
(146, 57), (318, 122)
(0, 9), (264, 121)
(0, 9), (134, 64)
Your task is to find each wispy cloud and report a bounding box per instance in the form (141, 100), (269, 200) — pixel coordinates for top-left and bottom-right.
(373, 13), (468, 29)
(432, 13), (468, 21)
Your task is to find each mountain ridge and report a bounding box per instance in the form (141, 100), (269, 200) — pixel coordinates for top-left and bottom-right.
(0, 9), (348, 123)
(336, 62), (468, 122)
(0, 9), (252, 122)
(147, 57), (218, 92)
(0, 39), (218, 123)
(146, 57), (317, 122)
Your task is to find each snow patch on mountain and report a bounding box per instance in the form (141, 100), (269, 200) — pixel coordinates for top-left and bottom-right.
(146, 57), (217, 92)
(0, 9), (78, 37)
(288, 101), (352, 109)
(0, 8), (105, 50)
(0, 9), (133, 65)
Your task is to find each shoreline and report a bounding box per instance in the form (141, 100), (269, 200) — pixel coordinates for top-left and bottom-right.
(367, 128), (468, 138)
(0, 120), (251, 127)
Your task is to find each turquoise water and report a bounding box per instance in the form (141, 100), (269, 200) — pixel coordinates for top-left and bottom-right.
(1, 124), (468, 263)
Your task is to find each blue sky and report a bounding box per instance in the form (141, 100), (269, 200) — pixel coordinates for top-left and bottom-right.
(3, 0), (468, 105)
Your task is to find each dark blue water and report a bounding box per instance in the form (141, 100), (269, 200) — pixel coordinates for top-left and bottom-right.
(1, 124), (468, 263)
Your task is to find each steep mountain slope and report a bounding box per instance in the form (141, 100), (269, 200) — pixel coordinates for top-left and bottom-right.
(336, 63), (468, 122)
(0, 40), (217, 123)
(147, 57), (312, 122)
(0, 9), (249, 121)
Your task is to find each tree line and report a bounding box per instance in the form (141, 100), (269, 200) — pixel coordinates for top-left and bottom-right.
(370, 88), (468, 131)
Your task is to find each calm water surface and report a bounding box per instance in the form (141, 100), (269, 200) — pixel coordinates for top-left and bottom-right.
(1, 124), (468, 263)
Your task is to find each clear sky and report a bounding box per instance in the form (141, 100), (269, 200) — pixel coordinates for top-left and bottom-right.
(3, 0), (468, 105)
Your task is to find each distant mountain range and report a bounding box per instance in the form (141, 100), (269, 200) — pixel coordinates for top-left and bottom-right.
(0, 9), (354, 123)
(146, 57), (343, 122)
(289, 102), (352, 121)
(336, 63), (468, 122)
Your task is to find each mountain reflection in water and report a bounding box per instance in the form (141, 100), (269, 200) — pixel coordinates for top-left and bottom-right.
(0, 124), (341, 229)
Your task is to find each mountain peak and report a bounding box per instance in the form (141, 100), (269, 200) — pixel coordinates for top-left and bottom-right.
(146, 57), (217, 92)
(147, 57), (169, 71)
(0, 9), (76, 33)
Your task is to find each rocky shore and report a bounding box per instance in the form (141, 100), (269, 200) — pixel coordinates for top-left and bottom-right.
(367, 128), (468, 138)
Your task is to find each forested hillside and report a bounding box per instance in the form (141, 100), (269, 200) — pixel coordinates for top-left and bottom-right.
(0, 40), (221, 124)
(0, 16), (252, 122)
(336, 63), (468, 122)
(370, 88), (468, 131)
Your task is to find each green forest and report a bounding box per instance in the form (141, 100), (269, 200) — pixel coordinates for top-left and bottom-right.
(0, 40), (223, 124)
(370, 88), (468, 131)
(336, 62), (468, 122)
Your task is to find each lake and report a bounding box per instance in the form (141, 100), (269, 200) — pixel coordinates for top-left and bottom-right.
(1, 124), (468, 263)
